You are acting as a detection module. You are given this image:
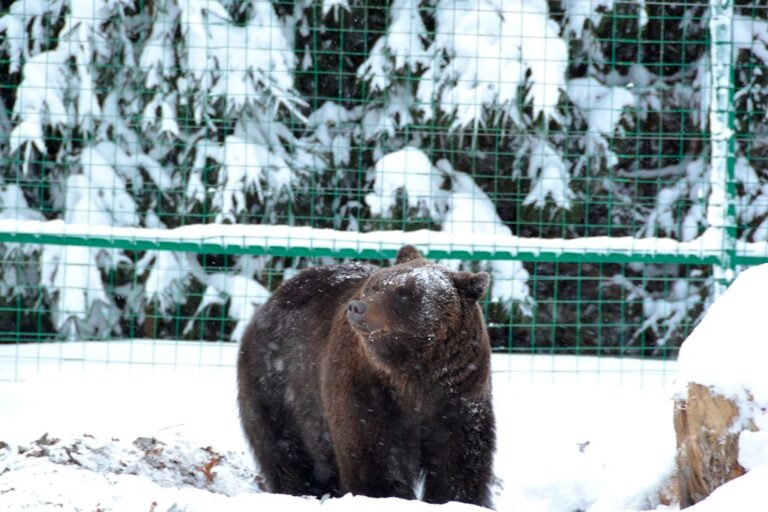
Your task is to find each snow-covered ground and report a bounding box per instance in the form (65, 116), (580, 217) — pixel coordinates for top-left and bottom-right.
(0, 330), (760, 511)
(0, 341), (677, 511)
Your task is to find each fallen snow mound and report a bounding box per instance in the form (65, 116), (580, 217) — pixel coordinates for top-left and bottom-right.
(677, 263), (768, 400)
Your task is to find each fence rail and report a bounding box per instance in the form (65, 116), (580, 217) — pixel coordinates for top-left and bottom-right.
(0, 219), (742, 264)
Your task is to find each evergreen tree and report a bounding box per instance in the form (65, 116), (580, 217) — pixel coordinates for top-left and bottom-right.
(0, 0), (764, 352)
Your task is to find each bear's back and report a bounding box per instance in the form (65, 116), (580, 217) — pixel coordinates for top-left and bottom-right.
(271, 262), (378, 312)
(240, 262), (378, 370)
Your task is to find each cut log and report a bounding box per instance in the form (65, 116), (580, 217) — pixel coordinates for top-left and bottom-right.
(673, 382), (755, 508)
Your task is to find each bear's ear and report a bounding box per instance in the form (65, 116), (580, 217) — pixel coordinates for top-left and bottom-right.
(396, 245), (423, 264)
(452, 271), (490, 303)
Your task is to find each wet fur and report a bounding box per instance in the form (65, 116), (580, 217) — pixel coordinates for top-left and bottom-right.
(237, 248), (496, 507)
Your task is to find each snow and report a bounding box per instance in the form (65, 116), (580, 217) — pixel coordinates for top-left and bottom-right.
(676, 263), (768, 402)
(389, 265), (452, 293)
(1, 340), (680, 511)
(141, 251), (271, 341)
(567, 78), (634, 137)
(738, 431), (768, 472)
(524, 139), (574, 209)
(358, 0), (427, 92)
(177, 0), (297, 113)
(143, 251), (196, 313)
(737, 239), (768, 260)
(361, 85), (418, 144)
(639, 159), (709, 243)
(734, 156), (768, 242)
(732, 15), (768, 67)
(566, 77), (634, 167)
(381, 264), (453, 321)
(366, 147), (446, 219)
(441, 166), (531, 309)
(80, 144), (140, 227)
(0, 217), (733, 263)
(382, 0), (428, 72)
(322, 0), (351, 21)
(707, 0), (736, 298)
(563, 0), (615, 37)
(4, 316), (768, 511)
(682, 464), (768, 512)
(0, 183), (43, 222)
(192, 272), (271, 341)
(419, 0), (567, 129)
(8, 48), (67, 157)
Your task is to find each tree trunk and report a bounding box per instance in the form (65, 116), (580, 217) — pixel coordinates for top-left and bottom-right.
(673, 382), (754, 508)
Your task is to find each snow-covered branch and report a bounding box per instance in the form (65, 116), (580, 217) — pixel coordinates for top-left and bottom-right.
(418, 0), (567, 130)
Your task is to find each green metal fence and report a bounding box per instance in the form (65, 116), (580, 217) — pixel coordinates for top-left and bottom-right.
(0, 0), (765, 369)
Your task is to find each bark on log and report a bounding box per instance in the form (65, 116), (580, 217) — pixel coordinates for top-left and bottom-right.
(674, 382), (753, 508)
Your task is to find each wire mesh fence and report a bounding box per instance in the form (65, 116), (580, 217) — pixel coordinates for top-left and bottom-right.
(0, 0), (765, 372)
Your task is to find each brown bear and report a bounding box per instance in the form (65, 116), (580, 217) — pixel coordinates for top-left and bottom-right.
(237, 245), (496, 507)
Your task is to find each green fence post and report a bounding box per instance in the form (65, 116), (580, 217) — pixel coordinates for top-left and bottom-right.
(707, 0), (737, 298)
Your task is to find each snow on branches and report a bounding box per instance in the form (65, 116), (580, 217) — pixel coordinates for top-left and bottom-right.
(0, 0), (300, 338)
(418, 0), (567, 131)
(367, 147), (532, 310)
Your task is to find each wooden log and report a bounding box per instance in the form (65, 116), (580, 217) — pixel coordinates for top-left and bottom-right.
(673, 382), (755, 508)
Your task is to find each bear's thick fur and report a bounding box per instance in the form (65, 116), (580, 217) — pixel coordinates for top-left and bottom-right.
(237, 245), (496, 507)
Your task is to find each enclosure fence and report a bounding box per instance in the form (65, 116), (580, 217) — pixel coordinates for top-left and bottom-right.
(0, 0), (765, 375)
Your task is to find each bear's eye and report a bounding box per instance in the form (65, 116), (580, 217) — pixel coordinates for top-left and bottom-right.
(396, 287), (412, 301)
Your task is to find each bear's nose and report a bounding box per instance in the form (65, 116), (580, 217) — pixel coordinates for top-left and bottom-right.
(348, 300), (367, 316)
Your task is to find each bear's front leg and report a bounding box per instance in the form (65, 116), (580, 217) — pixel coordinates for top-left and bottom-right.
(421, 396), (496, 508)
(326, 381), (420, 500)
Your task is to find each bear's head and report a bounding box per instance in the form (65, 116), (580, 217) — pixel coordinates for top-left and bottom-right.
(346, 245), (489, 369)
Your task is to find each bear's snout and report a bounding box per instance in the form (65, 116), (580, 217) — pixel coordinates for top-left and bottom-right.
(348, 300), (367, 316)
(348, 299), (392, 336)
(347, 300), (369, 331)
